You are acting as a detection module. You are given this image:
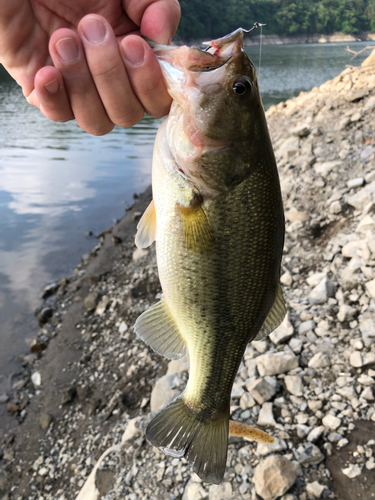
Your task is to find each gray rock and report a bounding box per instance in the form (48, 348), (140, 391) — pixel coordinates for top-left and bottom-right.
(208, 482), (232, 500)
(256, 353), (299, 376)
(0, 394), (9, 404)
(284, 375), (303, 396)
(121, 417), (142, 444)
(253, 455), (298, 500)
(167, 355), (190, 375)
(269, 314), (294, 345)
(257, 438), (287, 457)
(322, 414), (341, 430)
(297, 443), (324, 465)
(365, 279), (375, 300)
(83, 292), (100, 312)
(342, 464), (362, 478)
(298, 320), (316, 335)
(349, 351), (363, 368)
(308, 352), (330, 369)
(247, 378), (277, 404)
(337, 304), (357, 322)
(347, 181), (375, 211)
(257, 402), (277, 426)
(39, 413), (53, 430)
(308, 278), (328, 304)
(182, 480), (207, 500)
(307, 426), (325, 443)
(289, 338), (303, 354)
(150, 375), (181, 413)
(306, 481), (327, 498)
(37, 307), (54, 326)
(347, 177), (364, 189)
(314, 160), (341, 175)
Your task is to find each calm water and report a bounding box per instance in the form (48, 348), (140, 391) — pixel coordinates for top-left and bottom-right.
(0, 42), (372, 399)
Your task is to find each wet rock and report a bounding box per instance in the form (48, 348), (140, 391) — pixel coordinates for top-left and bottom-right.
(0, 394), (9, 404)
(39, 413), (53, 430)
(6, 403), (20, 415)
(31, 371), (41, 387)
(256, 353), (299, 376)
(30, 338), (47, 353)
(253, 455), (298, 500)
(83, 292), (100, 312)
(37, 307), (54, 327)
(150, 375), (181, 413)
(61, 386), (77, 405)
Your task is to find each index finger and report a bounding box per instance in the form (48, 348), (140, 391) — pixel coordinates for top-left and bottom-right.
(125, 0), (181, 44)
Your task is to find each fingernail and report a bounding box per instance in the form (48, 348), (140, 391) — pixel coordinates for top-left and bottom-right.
(56, 38), (79, 64)
(81, 17), (107, 44)
(44, 79), (60, 94)
(123, 40), (145, 66)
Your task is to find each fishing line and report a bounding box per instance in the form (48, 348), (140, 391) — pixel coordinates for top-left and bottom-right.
(258, 24), (263, 79)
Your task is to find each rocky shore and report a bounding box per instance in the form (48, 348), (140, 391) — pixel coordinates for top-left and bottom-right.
(1, 52), (375, 500)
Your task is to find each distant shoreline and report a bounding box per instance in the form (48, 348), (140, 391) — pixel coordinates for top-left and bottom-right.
(177, 31), (375, 46)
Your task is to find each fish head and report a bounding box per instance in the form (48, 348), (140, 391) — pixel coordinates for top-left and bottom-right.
(153, 29), (262, 147)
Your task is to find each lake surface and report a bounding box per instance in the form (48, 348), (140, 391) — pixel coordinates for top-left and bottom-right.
(0, 41), (372, 403)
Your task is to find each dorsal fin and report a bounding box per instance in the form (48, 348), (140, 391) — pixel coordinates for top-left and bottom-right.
(253, 283), (286, 341)
(135, 200), (156, 249)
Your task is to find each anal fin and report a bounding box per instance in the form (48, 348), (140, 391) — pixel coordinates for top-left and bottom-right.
(134, 297), (187, 360)
(135, 199), (156, 249)
(253, 283), (286, 341)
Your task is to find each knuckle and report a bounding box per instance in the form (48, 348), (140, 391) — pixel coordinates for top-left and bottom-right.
(115, 108), (144, 128)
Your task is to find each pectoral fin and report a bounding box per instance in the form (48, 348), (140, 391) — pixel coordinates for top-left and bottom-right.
(178, 202), (214, 253)
(254, 283), (286, 341)
(134, 297), (187, 360)
(135, 199), (156, 249)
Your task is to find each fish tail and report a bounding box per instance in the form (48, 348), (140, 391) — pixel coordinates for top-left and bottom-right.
(146, 395), (228, 484)
(229, 420), (274, 443)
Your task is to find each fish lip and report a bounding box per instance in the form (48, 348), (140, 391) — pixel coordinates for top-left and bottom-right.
(189, 55), (232, 73)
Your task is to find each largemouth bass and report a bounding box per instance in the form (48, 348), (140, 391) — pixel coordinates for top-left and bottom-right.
(134, 28), (285, 484)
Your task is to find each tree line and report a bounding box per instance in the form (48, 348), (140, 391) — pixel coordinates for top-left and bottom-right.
(176, 0), (375, 40)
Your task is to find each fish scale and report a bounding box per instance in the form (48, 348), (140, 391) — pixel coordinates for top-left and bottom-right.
(134, 28), (285, 483)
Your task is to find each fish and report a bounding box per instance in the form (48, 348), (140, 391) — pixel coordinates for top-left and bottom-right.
(134, 28), (285, 484)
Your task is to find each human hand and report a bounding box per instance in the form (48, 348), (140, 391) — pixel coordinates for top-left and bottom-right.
(0, 0), (181, 135)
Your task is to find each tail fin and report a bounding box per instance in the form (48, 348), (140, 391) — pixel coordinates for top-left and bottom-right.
(146, 395), (228, 484)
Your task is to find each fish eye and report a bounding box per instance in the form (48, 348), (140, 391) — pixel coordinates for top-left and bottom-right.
(231, 77), (252, 99)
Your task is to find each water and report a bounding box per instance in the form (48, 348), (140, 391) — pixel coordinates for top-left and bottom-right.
(0, 41), (372, 406)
